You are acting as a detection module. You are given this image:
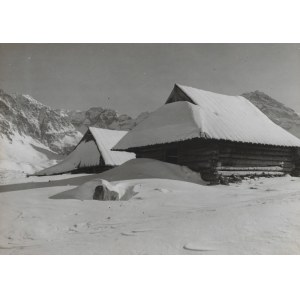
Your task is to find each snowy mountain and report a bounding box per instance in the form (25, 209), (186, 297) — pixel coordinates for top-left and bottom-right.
(0, 89), (83, 174)
(0, 89), (82, 154)
(62, 108), (150, 134)
(242, 91), (300, 139)
(64, 108), (135, 133)
(1, 87), (299, 176)
(0, 89), (148, 174)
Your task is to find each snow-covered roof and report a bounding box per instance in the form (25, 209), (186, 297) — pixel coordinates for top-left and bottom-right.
(35, 128), (135, 176)
(89, 127), (135, 165)
(114, 84), (300, 150)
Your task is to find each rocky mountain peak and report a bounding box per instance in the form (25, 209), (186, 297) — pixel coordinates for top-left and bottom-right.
(0, 89), (149, 157)
(242, 91), (300, 138)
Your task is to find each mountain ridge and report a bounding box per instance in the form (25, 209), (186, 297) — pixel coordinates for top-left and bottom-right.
(242, 90), (300, 139)
(1, 88), (299, 174)
(0, 88), (149, 173)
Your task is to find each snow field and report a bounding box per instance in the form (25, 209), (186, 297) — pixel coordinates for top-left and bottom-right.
(0, 159), (300, 254)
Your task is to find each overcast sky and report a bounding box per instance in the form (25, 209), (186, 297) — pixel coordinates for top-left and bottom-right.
(0, 44), (299, 116)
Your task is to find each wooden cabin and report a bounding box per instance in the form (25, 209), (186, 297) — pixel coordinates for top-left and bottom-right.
(113, 84), (300, 182)
(35, 127), (135, 176)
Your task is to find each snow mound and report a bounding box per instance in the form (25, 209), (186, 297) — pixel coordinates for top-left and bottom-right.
(50, 158), (206, 200)
(92, 158), (206, 183)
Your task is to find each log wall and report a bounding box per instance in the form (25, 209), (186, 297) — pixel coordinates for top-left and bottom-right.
(132, 138), (299, 183)
(217, 142), (296, 177)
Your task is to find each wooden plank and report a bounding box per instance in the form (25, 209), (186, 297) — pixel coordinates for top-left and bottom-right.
(220, 157), (293, 165)
(221, 163), (294, 171)
(220, 153), (293, 161)
(179, 156), (215, 164)
(222, 143), (293, 152)
(217, 166), (284, 171)
(220, 151), (293, 159)
(221, 161), (294, 168)
(218, 170), (284, 176)
(182, 149), (218, 156)
(220, 146), (292, 155)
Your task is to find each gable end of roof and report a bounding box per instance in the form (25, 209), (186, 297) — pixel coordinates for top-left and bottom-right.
(165, 84), (195, 105)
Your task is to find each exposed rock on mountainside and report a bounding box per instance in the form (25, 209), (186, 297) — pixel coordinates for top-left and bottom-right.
(0, 89), (149, 173)
(0, 89), (82, 155)
(64, 107), (134, 133)
(1, 87), (299, 175)
(242, 91), (300, 139)
(64, 108), (150, 134)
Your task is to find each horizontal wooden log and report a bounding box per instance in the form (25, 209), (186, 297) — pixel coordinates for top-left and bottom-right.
(217, 166), (284, 171)
(198, 159), (290, 166)
(182, 149), (218, 156)
(183, 144), (217, 150)
(221, 165), (294, 172)
(222, 143), (294, 152)
(220, 152), (294, 160)
(182, 161), (295, 174)
(218, 170), (285, 176)
(182, 150), (294, 161)
(220, 159), (293, 167)
(221, 160), (294, 167)
(220, 167), (294, 173)
(180, 156), (213, 162)
(220, 147), (292, 155)
(220, 153), (293, 161)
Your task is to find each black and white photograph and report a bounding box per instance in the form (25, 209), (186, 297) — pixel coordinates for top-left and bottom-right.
(0, 1), (299, 298)
(1, 43), (300, 255)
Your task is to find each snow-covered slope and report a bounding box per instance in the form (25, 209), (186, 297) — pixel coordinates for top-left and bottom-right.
(242, 91), (300, 139)
(0, 89), (83, 175)
(0, 89), (82, 155)
(0, 133), (62, 174)
(64, 108), (149, 133)
(1, 161), (300, 254)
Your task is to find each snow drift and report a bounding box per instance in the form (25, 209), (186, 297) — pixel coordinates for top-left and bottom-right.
(84, 158), (206, 183)
(51, 158), (206, 200)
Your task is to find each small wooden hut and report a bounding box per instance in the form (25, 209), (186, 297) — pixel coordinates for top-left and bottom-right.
(113, 84), (300, 182)
(35, 127), (135, 176)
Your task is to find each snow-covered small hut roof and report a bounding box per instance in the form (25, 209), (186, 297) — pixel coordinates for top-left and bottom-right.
(34, 128), (135, 176)
(89, 127), (135, 166)
(114, 84), (300, 150)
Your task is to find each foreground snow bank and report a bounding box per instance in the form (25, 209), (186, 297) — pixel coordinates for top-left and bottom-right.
(51, 158), (206, 200)
(1, 175), (300, 254)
